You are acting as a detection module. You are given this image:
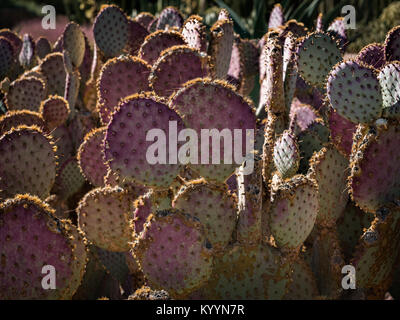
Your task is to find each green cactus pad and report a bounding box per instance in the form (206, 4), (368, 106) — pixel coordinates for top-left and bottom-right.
(77, 127), (108, 187)
(63, 22), (86, 69)
(269, 175), (319, 249)
(138, 30), (186, 65)
(205, 244), (290, 299)
(5, 76), (46, 112)
(297, 32), (342, 88)
(327, 59), (382, 124)
(182, 15), (207, 52)
(77, 186), (133, 252)
(133, 208), (213, 299)
(273, 130), (300, 179)
(284, 257), (318, 300)
(209, 18), (234, 79)
(0, 125), (56, 200)
(0, 194), (87, 299)
(351, 203), (400, 296)
(39, 52), (66, 96)
(97, 55), (151, 125)
(349, 120), (400, 213)
(309, 145), (349, 227)
(39, 95), (70, 131)
(149, 45), (208, 97)
(169, 78), (256, 183)
(93, 5), (129, 58)
(173, 179), (237, 252)
(0, 110), (44, 136)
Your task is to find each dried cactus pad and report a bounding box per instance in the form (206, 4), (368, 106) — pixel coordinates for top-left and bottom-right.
(93, 5), (129, 58)
(105, 94), (185, 188)
(133, 209), (213, 298)
(39, 52), (66, 96)
(39, 95), (70, 131)
(309, 145), (349, 226)
(385, 26), (400, 62)
(328, 108), (357, 158)
(77, 127), (108, 187)
(97, 55), (151, 125)
(149, 45), (208, 97)
(173, 180), (237, 251)
(349, 121), (400, 213)
(0, 36), (13, 80)
(156, 6), (184, 30)
(209, 19), (234, 79)
(138, 30), (186, 65)
(297, 32), (342, 88)
(77, 186), (133, 252)
(269, 175), (319, 249)
(5, 77), (46, 112)
(268, 4), (285, 29)
(0, 126), (56, 200)
(169, 78), (256, 183)
(0, 195), (87, 299)
(357, 43), (386, 70)
(327, 59), (382, 124)
(0, 110), (44, 136)
(18, 34), (35, 69)
(63, 22), (85, 69)
(182, 15), (207, 52)
(351, 203), (400, 293)
(273, 130), (300, 179)
(205, 244), (290, 299)
(378, 61), (400, 111)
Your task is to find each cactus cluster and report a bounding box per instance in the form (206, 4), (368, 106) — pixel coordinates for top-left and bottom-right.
(1, 3), (400, 301)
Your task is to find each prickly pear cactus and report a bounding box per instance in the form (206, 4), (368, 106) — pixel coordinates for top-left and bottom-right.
(273, 130), (300, 179)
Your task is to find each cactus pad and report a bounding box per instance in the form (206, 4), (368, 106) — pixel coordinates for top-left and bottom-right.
(0, 194), (87, 299)
(39, 95), (70, 131)
(35, 37), (52, 60)
(0, 126), (56, 200)
(297, 32), (342, 88)
(156, 7), (184, 30)
(385, 25), (400, 62)
(182, 15), (207, 52)
(18, 34), (35, 69)
(149, 45), (208, 97)
(134, 12), (155, 30)
(0, 110), (44, 136)
(268, 4), (285, 29)
(5, 77), (46, 112)
(357, 43), (386, 70)
(77, 127), (108, 187)
(97, 55), (151, 125)
(133, 208), (213, 298)
(284, 257), (318, 300)
(273, 130), (300, 179)
(63, 22), (85, 69)
(378, 61), (400, 112)
(173, 180), (237, 251)
(328, 108), (357, 158)
(39, 52), (66, 96)
(327, 59), (382, 124)
(0, 36), (14, 80)
(126, 19), (149, 56)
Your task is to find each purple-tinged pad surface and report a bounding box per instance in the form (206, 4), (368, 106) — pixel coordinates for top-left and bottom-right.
(349, 121), (400, 213)
(0, 125), (56, 200)
(0, 36), (14, 80)
(97, 55), (151, 125)
(169, 78), (256, 183)
(357, 43), (386, 70)
(149, 45), (208, 98)
(0, 29), (22, 57)
(327, 59), (382, 124)
(138, 30), (185, 65)
(182, 15), (207, 52)
(327, 17), (348, 52)
(105, 93), (185, 188)
(39, 52), (66, 96)
(268, 4), (285, 29)
(289, 99), (319, 133)
(77, 186), (133, 252)
(126, 18), (149, 56)
(0, 194), (87, 299)
(0, 110), (44, 136)
(35, 36), (52, 60)
(133, 209), (213, 299)
(156, 6), (184, 31)
(134, 12), (155, 30)
(385, 25), (400, 62)
(328, 107), (357, 158)
(77, 127), (108, 187)
(39, 95), (70, 131)
(93, 5), (129, 58)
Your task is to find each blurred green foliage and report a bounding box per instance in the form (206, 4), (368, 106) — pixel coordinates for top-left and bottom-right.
(1, 0), (399, 46)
